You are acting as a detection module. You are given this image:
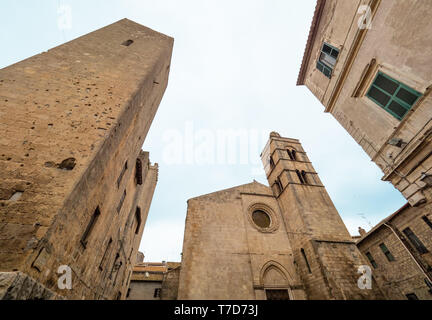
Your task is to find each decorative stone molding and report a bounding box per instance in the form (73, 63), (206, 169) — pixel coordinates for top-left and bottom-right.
(247, 203), (279, 233)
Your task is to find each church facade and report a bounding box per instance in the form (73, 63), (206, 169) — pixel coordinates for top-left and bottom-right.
(178, 133), (385, 300)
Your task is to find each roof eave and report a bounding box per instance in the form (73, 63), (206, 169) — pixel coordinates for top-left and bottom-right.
(296, 0), (327, 86)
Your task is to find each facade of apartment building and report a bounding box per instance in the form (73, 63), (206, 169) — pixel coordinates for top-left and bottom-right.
(297, 0), (432, 299)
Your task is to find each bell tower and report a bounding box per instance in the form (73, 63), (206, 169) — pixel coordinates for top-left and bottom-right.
(261, 132), (384, 299)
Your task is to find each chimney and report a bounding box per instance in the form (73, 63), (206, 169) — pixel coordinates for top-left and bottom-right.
(358, 227), (367, 236)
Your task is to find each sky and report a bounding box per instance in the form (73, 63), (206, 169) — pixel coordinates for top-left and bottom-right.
(0, 0), (406, 262)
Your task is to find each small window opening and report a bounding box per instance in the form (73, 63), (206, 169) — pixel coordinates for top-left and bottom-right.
(365, 252), (378, 268)
(296, 170), (306, 184)
(316, 43), (339, 78)
(422, 216), (432, 230)
(9, 191), (23, 202)
(287, 150), (293, 160)
(121, 39), (134, 46)
(379, 243), (395, 262)
(117, 190), (127, 213)
(406, 293), (419, 300)
(276, 177), (283, 194)
(154, 288), (161, 298)
(99, 237), (113, 271)
(269, 156), (275, 170)
(58, 158), (76, 170)
(136, 158), (143, 185)
(135, 207), (142, 235)
(117, 161), (128, 188)
(81, 206), (101, 248)
(301, 171), (308, 184)
(403, 227), (428, 254)
(301, 248), (312, 273)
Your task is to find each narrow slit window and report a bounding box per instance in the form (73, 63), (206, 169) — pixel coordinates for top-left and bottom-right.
(274, 180), (282, 195)
(301, 248), (312, 273)
(301, 171), (308, 184)
(316, 43), (339, 79)
(99, 237), (113, 270)
(365, 252), (378, 268)
(296, 170), (305, 184)
(117, 161), (128, 188)
(287, 150), (293, 160)
(81, 206), (101, 248)
(422, 216), (432, 230)
(291, 150), (297, 161)
(269, 156), (275, 170)
(403, 227), (428, 254)
(136, 158), (143, 185)
(276, 177), (283, 195)
(379, 243), (395, 262)
(366, 72), (422, 120)
(117, 190), (127, 213)
(135, 207), (142, 235)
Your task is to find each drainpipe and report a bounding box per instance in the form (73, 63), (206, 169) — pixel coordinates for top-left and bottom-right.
(383, 222), (432, 284)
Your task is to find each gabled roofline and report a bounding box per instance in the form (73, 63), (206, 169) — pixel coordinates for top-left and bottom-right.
(296, 0), (327, 86)
(356, 202), (410, 244)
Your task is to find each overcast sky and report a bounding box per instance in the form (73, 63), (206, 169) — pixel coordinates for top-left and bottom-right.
(1, 0), (406, 262)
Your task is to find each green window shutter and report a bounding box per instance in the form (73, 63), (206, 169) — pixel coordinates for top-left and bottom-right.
(367, 72), (422, 120)
(365, 252), (378, 268)
(379, 243), (395, 262)
(316, 43), (339, 79)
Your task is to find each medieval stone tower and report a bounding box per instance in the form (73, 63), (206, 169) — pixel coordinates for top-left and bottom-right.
(261, 132), (384, 299)
(0, 19), (173, 300)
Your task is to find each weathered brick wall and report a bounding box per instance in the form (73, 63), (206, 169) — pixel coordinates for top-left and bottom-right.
(0, 272), (63, 300)
(0, 19), (173, 299)
(161, 267), (180, 300)
(357, 202), (432, 300)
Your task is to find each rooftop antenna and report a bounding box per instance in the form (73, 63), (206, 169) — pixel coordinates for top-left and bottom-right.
(357, 212), (373, 229)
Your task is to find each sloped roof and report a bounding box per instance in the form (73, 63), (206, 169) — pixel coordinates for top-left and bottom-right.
(297, 0), (327, 85)
(356, 203), (410, 244)
(188, 180), (272, 201)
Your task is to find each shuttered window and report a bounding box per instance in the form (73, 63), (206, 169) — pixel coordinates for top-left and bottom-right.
(316, 43), (339, 79)
(367, 72), (422, 120)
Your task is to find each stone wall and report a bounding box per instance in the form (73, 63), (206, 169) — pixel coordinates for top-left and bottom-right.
(127, 280), (162, 300)
(0, 272), (63, 300)
(161, 267), (180, 300)
(0, 19), (173, 299)
(261, 133), (385, 299)
(300, 0), (432, 206)
(178, 181), (304, 300)
(357, 202), (432, 300)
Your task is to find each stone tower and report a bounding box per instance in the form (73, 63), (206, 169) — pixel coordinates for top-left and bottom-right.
(261, 132), (384, 299)
(0, 19), (173, 300)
